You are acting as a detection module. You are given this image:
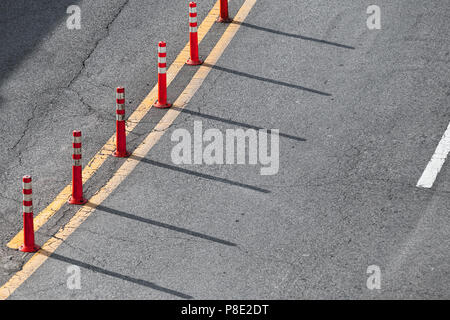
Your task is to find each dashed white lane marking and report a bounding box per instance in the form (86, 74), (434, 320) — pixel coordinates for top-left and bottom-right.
(417, 122), (450, 188)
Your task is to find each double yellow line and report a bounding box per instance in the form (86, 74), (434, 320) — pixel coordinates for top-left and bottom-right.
(7, 0), (221, 250)
(0, 0), (257, 300)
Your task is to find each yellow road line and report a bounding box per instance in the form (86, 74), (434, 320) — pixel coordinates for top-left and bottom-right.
(0, 0), (257, 300)
(7, 0), (221, 249)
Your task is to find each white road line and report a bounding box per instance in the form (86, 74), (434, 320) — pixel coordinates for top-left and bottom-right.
(417, 122), (450, 188)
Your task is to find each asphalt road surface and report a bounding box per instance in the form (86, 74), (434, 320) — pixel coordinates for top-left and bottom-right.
(1, 0), (449, 299)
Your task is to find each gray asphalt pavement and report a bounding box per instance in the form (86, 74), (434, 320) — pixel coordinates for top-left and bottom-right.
(2, 0), (450, 299)
(0, 0), (218, 284)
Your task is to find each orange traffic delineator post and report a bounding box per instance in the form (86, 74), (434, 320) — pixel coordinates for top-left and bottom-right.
(153, 41), (172, 109)
(19, 175), (40, 252)
(113, 87), (130, 157)
(187, 2), (203, 65)
(217, 0), (232, 23)
(68, 130), (87, 205)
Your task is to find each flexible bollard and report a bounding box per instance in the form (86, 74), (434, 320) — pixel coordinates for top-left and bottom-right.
(68, 130), (87, 205)
(217, 0), (232, 23)
(187, 2), (203, 65)
(19, 175), (39, 252)
(153, 41), (172, 108)
(113, 87), (130, 157)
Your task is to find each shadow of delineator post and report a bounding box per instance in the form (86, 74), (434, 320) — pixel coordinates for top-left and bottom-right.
(131, 156), (271, 194)
(95, 204), (238, 247)
(202, 63), (332, 97)
(40, 250), (194, 299)
(171, 106), (307, 143)
(234, 21), (356, 50)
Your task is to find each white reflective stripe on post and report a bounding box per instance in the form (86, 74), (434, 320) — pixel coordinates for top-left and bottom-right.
(22, 182), (32, 190)
(73, 159), (82, 166)
(73, 148), (81, 155)
(116, 104), (125, 110)
(158, 46), (166, 53)
(23, 194), (32, 202)
(116, 92), (124, 100)
(158, 57), (166, 64)
(73, 136), (81, 143)
(23, 205), (33, 213)
(189, 26), (198, 33)
(189, 7), (197, 14)
(158, 67), (166, 74)
(189, 17), (197, 23)
(116, 114), (125, 121)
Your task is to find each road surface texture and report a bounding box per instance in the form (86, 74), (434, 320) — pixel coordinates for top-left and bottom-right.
(1, 0), (449, 299)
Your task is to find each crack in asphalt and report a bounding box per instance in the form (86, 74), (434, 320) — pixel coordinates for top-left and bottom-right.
(6, 0), (130, 165)
(8, 103), (39, 154)
(66, 0), (131, 89)
(70, 88), (112, 122)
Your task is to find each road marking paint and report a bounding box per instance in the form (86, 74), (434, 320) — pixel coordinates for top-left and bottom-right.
(417, 122), (450, 188)
(7, 0), (222, 249)
(0, 0), (257, 300)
